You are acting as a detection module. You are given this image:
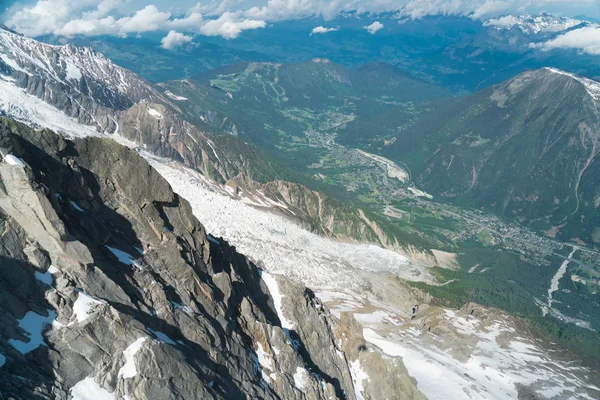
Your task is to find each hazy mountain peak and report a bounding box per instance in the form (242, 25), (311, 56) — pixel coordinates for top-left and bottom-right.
(484, 13), (586, 35)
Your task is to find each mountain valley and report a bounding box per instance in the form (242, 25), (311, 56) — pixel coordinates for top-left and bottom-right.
(0, 10), (600, 400)
(160, 52), (600, 353)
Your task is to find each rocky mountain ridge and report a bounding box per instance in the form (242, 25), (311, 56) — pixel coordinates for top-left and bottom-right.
(0, 118), (424, 399)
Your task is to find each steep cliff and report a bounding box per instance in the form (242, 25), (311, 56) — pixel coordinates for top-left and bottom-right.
(0, 119), (423, 399)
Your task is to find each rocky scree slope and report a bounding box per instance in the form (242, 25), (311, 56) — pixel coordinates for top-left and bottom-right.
(0, 26), (398, 252)
(0, 118), (424, 400)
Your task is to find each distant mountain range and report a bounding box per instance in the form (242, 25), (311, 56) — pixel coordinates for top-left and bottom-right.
(160, 59), (449, 150)
(35, 13), (600, 93)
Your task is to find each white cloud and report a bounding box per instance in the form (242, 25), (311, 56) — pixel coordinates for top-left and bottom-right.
(161, 30), (193, 49)
(4, 0), (91, 37)
(244, 0), (353, 21)
(484, 15), (523, 28)
(6, 1), (205, 37)
(396, 0), (597, 20)
(199, 12), (266, 39)
(531, 26), (600, 55)
(364, 21), (384, 34)
(4, 0), (600, 39)
(310, 26), (339, 35)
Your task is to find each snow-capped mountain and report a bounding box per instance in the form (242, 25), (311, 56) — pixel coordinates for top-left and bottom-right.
(0, 26), (172, 109)
(0, 25), (275, 193)
(484, 13), (589, 36)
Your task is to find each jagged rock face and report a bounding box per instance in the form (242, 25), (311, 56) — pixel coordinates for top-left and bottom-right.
(0, 27), (174, 124)
(0, 119), (424, 400)
(0, 26), (257, 185)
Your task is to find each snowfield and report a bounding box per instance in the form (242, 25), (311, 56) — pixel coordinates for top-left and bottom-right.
(146, 157), (433, 291)
(0, 77), (138, 148)
(119, 337), (148, 379)
(349, 294), (600, 400)
(70, 377), (115, 400)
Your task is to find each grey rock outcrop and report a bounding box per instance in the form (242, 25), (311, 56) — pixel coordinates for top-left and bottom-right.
(0, 119), (424, 400)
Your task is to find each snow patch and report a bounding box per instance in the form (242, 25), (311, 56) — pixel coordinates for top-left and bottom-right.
(148, 108), (163, 119)
(70, 377), (115, 400)
(0, 53), (28, 74)
(105, 246), (136, 266)
(349, 360), (369, 400)
(71, 290), (105, 323)
(164, 90), (187, 101)
(0, 354), (6, 368)
(70, 201), (84, 212)
(354, 310), (400, 327)
(293, 366), (309, 390)
(256, 342), (273, 370)
(206, 140), (220, 161)
(3, 154), (26, 166)
(259, 270), (295, 330)
(171, 301), (192, 313)
(147, 328), (176, 345)
(65, 61), (82, 81)
(119, 337), (148, 379)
